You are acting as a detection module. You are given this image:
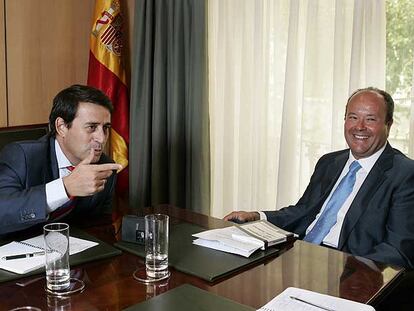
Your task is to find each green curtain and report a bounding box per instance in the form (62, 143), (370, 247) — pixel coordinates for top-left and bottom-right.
(129, 0), (210, 214)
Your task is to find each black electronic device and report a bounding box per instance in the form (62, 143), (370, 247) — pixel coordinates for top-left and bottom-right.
(121, 215), (145, 245)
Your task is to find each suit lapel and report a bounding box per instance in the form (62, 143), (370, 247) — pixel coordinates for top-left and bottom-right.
(338, 144), (394, 249)
(304, 152), (348, 223)
(36, 135), (58, 183)
(321, 152), (348, 198)
(48, 137), (59, 180)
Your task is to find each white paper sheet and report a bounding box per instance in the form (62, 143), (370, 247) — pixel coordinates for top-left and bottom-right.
(0, 235), (98, 274)
(192, 226), (262, 257)
(257, 287), (375, 311)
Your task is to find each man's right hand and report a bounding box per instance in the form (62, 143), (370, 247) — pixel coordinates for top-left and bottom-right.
(223, 211), (260, 223)
(62, 149), (122, 197)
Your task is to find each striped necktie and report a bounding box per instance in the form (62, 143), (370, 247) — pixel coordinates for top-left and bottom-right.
(303, 161), (362, 245)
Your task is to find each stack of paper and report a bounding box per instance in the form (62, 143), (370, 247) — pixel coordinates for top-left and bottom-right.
(193, 226), (262, 257)
(192, 221), (293, 257)
(0, 235), (98, 274)
(257, 287), (375, 311)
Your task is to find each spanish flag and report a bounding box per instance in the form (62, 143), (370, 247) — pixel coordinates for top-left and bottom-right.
(87, 0), (129, 197)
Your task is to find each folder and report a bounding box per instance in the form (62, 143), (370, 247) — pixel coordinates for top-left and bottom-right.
(123, 284), (254, 311)
(115, 222), (290, 282)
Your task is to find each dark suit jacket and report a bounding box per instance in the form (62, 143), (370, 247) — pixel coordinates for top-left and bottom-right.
(0, 135), (116, 235)
(265, 143), (414, 269)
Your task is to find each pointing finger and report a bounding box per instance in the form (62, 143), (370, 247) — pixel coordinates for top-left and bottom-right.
(91, 163), (123, 172)
(79, 148), (95, 166)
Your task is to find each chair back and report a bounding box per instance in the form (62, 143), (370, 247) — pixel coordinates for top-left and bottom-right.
(0, 125), (49, 152)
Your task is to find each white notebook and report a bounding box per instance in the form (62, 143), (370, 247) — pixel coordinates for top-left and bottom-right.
(257, 287), (375, 311)
(192, 220), (293, 257)
(192, 226), (263, 257)
(0, 235), (98, 274)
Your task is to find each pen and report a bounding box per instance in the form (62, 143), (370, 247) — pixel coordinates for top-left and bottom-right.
(2, 251), (45, 261)
(289, 296), (336, 311)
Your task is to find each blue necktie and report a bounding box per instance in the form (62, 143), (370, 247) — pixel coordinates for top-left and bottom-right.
(304, 161), (362, 245)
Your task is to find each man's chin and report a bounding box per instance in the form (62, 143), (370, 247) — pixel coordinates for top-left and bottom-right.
(350, 146), (371, 159)
(348, 139), (370, 151)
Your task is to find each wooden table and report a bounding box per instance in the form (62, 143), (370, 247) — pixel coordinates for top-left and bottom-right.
(0, 205), (403, 310)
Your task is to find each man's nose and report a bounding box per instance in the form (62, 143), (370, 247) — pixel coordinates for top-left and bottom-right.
(93, 127), (106, 144)
(355, 119), (366, 130)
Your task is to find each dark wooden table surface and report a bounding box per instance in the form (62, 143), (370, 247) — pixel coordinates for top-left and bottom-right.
(0, 205), (403, 311)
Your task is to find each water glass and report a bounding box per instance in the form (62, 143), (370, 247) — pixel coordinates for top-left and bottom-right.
(44, 223), (70, 292)
(145, 214), (169, 279)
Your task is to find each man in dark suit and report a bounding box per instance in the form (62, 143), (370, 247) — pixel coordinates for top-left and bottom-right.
(0, 85), (122, 235)
(224, 87), (414, 269)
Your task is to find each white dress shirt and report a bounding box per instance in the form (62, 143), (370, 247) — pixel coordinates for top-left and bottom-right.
(260, 143), (387, 248)
(44, 140), (73, 213)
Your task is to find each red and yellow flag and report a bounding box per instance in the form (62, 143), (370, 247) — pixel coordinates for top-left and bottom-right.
(87, 0), (129, 197)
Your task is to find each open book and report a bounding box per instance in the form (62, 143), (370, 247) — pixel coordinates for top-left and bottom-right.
(192, 220), (294, 257)
(0, 235), (98, 274)
(257, 287), (375, 311)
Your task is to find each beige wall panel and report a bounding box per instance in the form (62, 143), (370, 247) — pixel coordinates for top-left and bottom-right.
(0, 0), (7, 127)
(6, 0), (95, 126)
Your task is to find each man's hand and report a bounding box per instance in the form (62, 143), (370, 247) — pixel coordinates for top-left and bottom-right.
(63, 149), (122, 197)
(223, 211), (260, 223)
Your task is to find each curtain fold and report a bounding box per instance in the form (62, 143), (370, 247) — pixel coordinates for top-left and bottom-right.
(130, 0), (210, 214)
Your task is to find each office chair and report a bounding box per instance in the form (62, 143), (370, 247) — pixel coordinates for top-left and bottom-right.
(0, 124), (49, 152)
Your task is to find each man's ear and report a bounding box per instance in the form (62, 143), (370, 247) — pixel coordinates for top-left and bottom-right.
(55, 117), (68, 137)
(387, 119), (393, 130)
(386, 119), (393, 137)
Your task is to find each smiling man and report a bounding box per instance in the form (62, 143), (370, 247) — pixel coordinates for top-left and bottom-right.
(0, 85), (122, 235)
(225, 87), (414, 269)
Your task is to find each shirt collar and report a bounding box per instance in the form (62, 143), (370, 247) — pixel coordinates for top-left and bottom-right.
(347, 142), (387, 173)
(55, 139), (73, 169)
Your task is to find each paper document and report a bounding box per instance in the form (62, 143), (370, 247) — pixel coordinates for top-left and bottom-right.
(235, 220), (293, 248)
(257, 287), (375, 311)
(193, 226), (262, 257)
(192, 221), (293, 257)
(0, 235), (98, 274)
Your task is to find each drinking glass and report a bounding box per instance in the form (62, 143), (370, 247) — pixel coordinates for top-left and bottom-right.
(145, 214), (169, 279)
(44, 223), (70, 292)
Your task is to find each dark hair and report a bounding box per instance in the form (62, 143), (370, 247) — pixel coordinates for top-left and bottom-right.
(346, 87), (394, 124)
(48, 84), (113, 136)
